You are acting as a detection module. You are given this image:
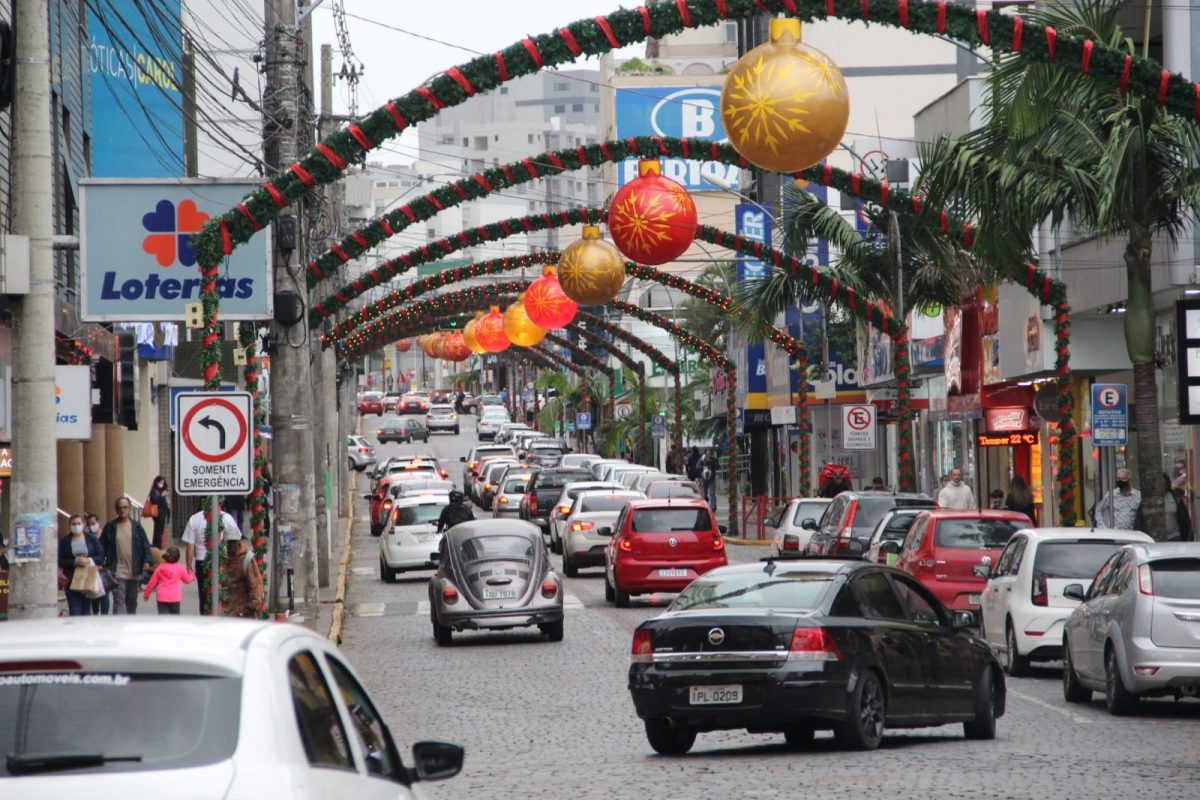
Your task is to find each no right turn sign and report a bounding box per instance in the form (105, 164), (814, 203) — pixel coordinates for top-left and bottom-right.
(842, 404), (877, 451)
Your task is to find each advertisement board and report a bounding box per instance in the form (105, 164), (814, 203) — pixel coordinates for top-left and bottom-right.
(88, 0), (185, 178)
(613, 85), (738, 191)
(81, 180), (272, 321)
(736, 203), (771, 402)
(55, 366), (93, 440)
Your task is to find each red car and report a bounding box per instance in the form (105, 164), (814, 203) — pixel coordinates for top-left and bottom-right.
(892, 509), (1032, 612)
(603, 498), (727, 608)
(357, 391), (384, 416)
(398, 393), (430, 415)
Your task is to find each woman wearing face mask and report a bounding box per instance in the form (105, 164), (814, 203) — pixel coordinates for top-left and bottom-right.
(86, 513), (111, 615)
(58, 514), (104, 616)
(147, 475), (171, 550)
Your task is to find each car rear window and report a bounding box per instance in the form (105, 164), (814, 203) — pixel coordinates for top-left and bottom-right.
(650, 483), (701, 498)
(394, 503), (445, 525)
(934, 520), (1022, 549)
(1034, 540), (1127, 579)
(632, 508), (712, 532)
(535, 470), (589, 489)
(0, 672), (241, 776)
(475, 447), (515, 457)
(672, 572), (833, 611)
(854, 497), (934, 530)
(1149, 559), (1200, 599)
(580, 495), (634, 513)
(502, 479), (527, 493)
(459, 535), (534, 563)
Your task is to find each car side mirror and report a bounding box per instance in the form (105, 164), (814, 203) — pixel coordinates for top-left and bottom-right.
(410, 741), (463, 782)
(718, 524), (728, 536)
(950, 610), (976, 630)
(1063, 583), (1086, 601)
(845, 539), (865, 555)
(879, 540), (900, 555)
(800, 518), (817, 530)
(597, 526), (613, 537)
(971, 564), (991, 579)
(459, 456), (466, 462)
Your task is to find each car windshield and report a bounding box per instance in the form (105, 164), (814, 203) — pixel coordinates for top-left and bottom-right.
(632, 508), (711, 532)
(362, 392), (381, 401)
(1034, 541), (1127, 579)
(395, 503), (445, 525)
(855, 497), (933, 530)
(459, 535), (534, 563)
(580, 495), (634, 513)
(672, 571), (834, 611)
(0, 672), (241, 776)
(792, 502), (828, 526)
(934, 520), (1022, 549)
(1149, 559), (1200, 599)
(535, 470), (589, 490)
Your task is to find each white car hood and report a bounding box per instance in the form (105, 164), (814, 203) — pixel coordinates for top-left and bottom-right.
(7, 762), (234, 800)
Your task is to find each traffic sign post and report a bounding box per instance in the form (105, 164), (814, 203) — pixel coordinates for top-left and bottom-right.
(1090, 383), (1128, 446)
(174, 391), (253, 617)
(576, 411), (592, 431)
(841, 405), (877, 451)
(650, 413), (667, 440)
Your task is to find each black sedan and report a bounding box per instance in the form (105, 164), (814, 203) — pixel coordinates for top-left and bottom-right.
(378, 417), (429, 444)
(628, 559), (1003, 754)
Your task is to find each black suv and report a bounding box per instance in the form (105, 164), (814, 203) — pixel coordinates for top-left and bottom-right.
(519, 467), (591, 534)
(806, 491), (935, 556)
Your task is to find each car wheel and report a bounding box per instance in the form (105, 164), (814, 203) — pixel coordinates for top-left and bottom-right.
(563, 548), (578, 578)
(551, 533), (561, 555)
(348, 458), (355, 471)
(1105, 646), (1138, 715)
(644, 719), (695, 756)
(614, 569), (631, 609)
(380, 558), (397, 584)
(370, 523), (382, 537)
(433, 617), (453, 647)
(539, 619), (564, 642)
(1062, 637), (1092, 703)
(604, 570), (615, 602)
(783, 727), (814, 748)
(963, 667), (997, 740)
(833, 670), (885, 751)
(1004, 622), (1031, 677)
(454, 427), (460, 435)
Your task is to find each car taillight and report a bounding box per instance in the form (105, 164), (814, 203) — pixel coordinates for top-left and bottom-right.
(713, 535), (725, 551)
(442, 586), (459, 603)
(498, 496), (509, 504)
(376, 429), (383, 436)
(439, 470), (448, 478)
(541, 579), (557, 598)
(451, 413), (458, 419)
(631, 629), (654, 663)
(1138, 563), (1154, 595)
(1032, 570), (1048, 606)
(619, 537), (632, 552)
(557, 505), (572, 516)
(383, 500), (392, 510)
(483, 482), (492, 492)
(783, 534), (799, 552)
(572, 521), (595, 531)
(788, 626), (841, 662)
(832, 524), (854, 554)
(469, 461), (478, 471)
(358, 446), (368, 454)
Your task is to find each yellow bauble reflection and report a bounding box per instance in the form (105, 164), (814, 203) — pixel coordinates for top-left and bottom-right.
(557, 226), (627, 306)
(503, 294), (547, 347)
(720, 18), (848, 173)
(462, 313), (485, 354)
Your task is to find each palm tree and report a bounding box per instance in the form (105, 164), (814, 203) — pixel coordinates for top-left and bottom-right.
(916, 0), (1200, 539)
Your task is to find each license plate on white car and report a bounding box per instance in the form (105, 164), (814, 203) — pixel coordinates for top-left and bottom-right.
(689, 685), (742, 705)
(483, 588), (518, 600)
(415, 533), (437, 542)
(659, 568), (688, 578)
(968, 593), (981, 605)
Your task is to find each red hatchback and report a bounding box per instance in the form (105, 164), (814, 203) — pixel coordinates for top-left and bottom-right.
(893, 509), (1032, 612)
(603, 498), (727, 608)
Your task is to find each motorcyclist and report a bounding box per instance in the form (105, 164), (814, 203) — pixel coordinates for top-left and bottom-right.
(436, 489), (475, 532)
(454, 389), (465, 414)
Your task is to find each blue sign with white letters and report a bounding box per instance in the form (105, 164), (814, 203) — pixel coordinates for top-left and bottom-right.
(736, 203), (773, 396)
(1091, 383), (1128, 447)
(576, 412), (592, 431)
(614, 86), (739, 191)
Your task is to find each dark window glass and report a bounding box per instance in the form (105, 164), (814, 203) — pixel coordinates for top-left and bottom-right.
(579, 495), (635, 513)
(326, 658), (404, 781)
(289, 652), (353, 769)
(534, 470), (588, 489)
(1034, 541), (1127, 579)
(891, 576), (943, 626)
(855, 497), (934, 531)
(934, 520), (1022, 549)
(632, 508), (712, 532)
(1149, 559), (1200, 598)
(851, 572), (906, 620)
(672, 572), (834, 611)
(650, 483), (701, 498)
(394, 503), (445, 525)
(829, 586), (859, 617)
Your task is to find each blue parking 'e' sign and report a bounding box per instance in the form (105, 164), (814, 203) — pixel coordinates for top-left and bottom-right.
(1090, 383), (1127, 447)
(576, 412), (591, 431)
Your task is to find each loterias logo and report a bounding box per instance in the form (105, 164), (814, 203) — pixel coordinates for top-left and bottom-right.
(100, 198), (254, 301)
(55, 383), (78, 425)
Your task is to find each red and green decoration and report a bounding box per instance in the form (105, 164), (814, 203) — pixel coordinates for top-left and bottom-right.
(237, 321), (270, 619)
(608, 159), (697, 265)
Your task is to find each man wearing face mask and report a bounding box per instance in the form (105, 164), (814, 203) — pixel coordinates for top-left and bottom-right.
(100, 497), (154, 614)
(1095, 468), (1141, 529)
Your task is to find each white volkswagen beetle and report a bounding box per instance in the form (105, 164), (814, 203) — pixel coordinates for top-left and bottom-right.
(0, 618), (463, 798)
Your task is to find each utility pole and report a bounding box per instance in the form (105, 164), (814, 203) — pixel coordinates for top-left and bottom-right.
(264, 0), (319, 626)
(8, 0), (58, 618)
(183, 35), (198, 178)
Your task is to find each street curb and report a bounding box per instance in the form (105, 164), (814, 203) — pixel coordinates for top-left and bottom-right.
(722, 536), (770, 546)
(327, 513), (354, 644)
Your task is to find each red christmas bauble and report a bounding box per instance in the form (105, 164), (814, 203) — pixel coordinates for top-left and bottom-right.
(395, 338), (412, 353)
(441, 332), (471, 362)
(607, 159), (697, 265)
(475, 307), (510, 353)
(524, 266), (577, 329)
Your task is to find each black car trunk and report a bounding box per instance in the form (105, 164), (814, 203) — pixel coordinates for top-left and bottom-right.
(646, 613), (796, 665)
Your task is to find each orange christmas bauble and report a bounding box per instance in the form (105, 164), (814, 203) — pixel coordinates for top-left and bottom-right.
(503, 295), (547, 347)
(441, 332), (471, 362)
(395, 338), (412, 353)
(426, 331), (448, 359)
(475, 306), (510, 353)
(720, 19), (849, 173)
(524, 266), (578, 329)
(557, 227), (626, 306)
(462, 313), (485, 354)
(608, 160), (697, 265)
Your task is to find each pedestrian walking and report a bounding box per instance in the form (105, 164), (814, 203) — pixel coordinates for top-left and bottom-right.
(143, 546), (194, 615)
(685, 446), (701, 481)
(101, 497), (154, 614)
(1004, 475), (1036, 521)
(701, 450), (719, 511)
(222, 532), (264, 618)
(1094, 468), (1141, 529)
(145, 475), (171, 550)
(937, 468), (977, 510)
(818, 464), (852, 498)
(989, 490), (1005, 510)
(59, 514), (104, 616)
(1134, 473), (1193, 541)
(86, 513), (110, 614)
(665, 445), (681, 476)
(870, 476), (886, 492)
(181, 506), (243, 615)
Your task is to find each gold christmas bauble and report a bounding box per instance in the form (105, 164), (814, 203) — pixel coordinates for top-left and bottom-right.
(557, 226), (627, 306)
(720, 18), (849, 173)
(503, 294), (547, 347)
(462, 313), (486, 354)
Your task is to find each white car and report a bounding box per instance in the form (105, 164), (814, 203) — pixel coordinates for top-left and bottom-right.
(492, 474), (532, 518)
(560, 490), (644, 577)
(0, 618), (462, 798)
(547, 480), (624, 553)
(631, 472), (686, 493)
(477, 410), (510, 441)
(608, 465), (658, 487)
(558, 453), (600, 470)
(424, 404), (460, 435)
(588, 459), (628, 481)
(461, 444), (517, 490)
(766, 498), (833, 557)
(494, 422), (531, 444)
(977, 527), (1153, 676)
(380, 494), (450, 582)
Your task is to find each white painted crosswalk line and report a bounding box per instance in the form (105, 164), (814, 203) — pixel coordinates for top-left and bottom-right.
(417, 594), (582, 616)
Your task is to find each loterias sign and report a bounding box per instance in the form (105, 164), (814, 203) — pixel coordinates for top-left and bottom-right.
(79, 179), (272, 322)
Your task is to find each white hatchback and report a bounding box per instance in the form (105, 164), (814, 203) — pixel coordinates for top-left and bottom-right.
(977, 527), (1152, 676)
(0, 618), (462, 799)
(380, 495), (449, 582)
(548, 481), (624, 553)
(560, 490), (644, 577)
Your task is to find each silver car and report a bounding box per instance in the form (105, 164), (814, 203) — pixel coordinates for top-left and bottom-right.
(346, 435), (376, 471)
(477, 410), (510, 441)
(492, 474), (532, 518)
(428, 519), (564, 644)
(547, 481), (624, 554)
(560, 490), (643, 577)
(425, 404), (461, 435)
(1062, 543), (1200, 713)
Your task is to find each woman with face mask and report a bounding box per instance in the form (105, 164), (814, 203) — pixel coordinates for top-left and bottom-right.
(86, 513), (111, 614)
(147, 474), (171, 550)
(58, 514), (104, 616)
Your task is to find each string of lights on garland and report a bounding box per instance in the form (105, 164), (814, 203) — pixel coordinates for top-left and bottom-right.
(237, 322), (270, 618)
(540, 330), (614, 376)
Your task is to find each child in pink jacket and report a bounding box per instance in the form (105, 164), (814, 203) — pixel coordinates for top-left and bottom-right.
(143, 547), (194, 615)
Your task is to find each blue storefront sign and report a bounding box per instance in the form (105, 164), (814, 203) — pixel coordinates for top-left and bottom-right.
(1091, 383), (1128, 447)
(88, 0), (185, 178)
(735, 203), (773, 399)
(614, 86), (738, 191)
(81, 180), (272, 321)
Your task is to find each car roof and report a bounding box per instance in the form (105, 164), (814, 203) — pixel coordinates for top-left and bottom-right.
(576, 488), (643, 497)
(393, 493), (450, 506)
(843, 490), (933, 500)
(1020, 527), (1152, 542)
(443, 518), (541, 542)
(703, 559), (864, 579)
(1127, 542), (1200, 560)
(0, 618), (326, 676)
(917, 509), (1033, 521)
(625, 497), (709, 510)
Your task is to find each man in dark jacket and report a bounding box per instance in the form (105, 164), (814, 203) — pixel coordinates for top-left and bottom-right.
(436, 490), (476, 533)
(101, 496), (154, 614)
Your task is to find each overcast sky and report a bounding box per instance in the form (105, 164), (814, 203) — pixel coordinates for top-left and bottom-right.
(308, 1), (643, 163)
